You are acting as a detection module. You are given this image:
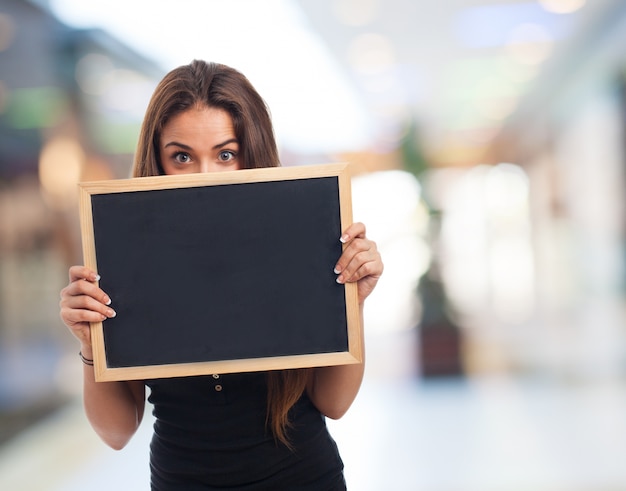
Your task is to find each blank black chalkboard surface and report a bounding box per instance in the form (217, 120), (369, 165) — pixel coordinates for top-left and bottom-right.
(79, 163), (362, 382)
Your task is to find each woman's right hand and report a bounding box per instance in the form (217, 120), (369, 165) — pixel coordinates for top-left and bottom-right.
(59, 266), (116, 352)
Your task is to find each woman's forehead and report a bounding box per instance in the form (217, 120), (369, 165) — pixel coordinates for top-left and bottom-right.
(161, 107), (236, 146)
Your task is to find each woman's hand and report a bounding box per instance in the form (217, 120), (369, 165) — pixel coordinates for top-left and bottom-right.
(334, 222), (383, 304)
(59, 266), (116, 352)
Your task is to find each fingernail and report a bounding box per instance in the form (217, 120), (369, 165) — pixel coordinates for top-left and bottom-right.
(105, 296), (112, 305)
(334, 266), (341, 274)
(94, 274), (101, 282)
(339, 234), (349, 243)
(336, 275), (344, 284)
(108, 309), (116, 318)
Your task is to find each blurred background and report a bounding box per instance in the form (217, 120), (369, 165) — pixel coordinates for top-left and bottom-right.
(2, 0), (626, 489)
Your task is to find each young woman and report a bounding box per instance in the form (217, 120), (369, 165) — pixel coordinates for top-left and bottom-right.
(60, 60), (383, 490)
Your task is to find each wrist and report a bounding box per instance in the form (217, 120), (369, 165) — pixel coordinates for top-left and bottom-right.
(79, 344), (94, 360)
(79, 351), (94, 366)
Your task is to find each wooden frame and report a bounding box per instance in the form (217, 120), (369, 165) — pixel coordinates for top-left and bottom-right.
(79, 163), (362, 382)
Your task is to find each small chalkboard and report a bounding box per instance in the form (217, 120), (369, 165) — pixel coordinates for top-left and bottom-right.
(79, 163), (362, 382)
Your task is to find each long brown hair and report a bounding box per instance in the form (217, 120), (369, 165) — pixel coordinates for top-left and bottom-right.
(133, 60), (280, 176)
(133, 60), (309, 446)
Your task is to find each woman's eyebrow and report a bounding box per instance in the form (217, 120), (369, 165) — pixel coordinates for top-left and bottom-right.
(212, 138), (238, 150)
(163, 139), (238, 150)
(163, 141), (192, 150)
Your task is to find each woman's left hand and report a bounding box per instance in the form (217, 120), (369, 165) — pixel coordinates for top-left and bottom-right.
(334, 222), (383, 304)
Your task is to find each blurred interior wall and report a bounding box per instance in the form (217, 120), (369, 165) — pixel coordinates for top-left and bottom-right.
(487, 4), (626, 380)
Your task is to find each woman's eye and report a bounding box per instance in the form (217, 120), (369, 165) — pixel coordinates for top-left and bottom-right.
(218, 150), (235, 162)
(174, 152), (191, 164)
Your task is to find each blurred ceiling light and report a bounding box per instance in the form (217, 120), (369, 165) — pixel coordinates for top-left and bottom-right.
(75, 53), (115, 95)
(332, 0), (380, 27)
(0, 13), (15, 51)
(347, 33), (396, 75)
(538, 0), (586, 14)
(506, 23), (554, 65)
(39, 137), (85, 210)
(455, 2), (571, 48)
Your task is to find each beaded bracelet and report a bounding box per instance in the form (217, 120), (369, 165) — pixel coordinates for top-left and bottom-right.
(79, 351), (94, 366)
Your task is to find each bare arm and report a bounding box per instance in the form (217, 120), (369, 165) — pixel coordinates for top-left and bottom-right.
(307, 223), (383, 419)
(60, 266), (145, 450)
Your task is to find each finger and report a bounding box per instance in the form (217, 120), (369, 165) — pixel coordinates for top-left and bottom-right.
(62, 292), (116, 318)
(345, 258), (381, 284)
(336, 249), (380, 284)
(60, 283), (117, 327)
(339, 222), (366, 244)
(334, 237), (372, 278)
(62, 276), (112, 307)
(61, 305), (110, 326)
(69, 265), (100, 283)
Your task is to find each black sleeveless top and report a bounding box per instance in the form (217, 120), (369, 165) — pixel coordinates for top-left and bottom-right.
(145, 372), (346, 490)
